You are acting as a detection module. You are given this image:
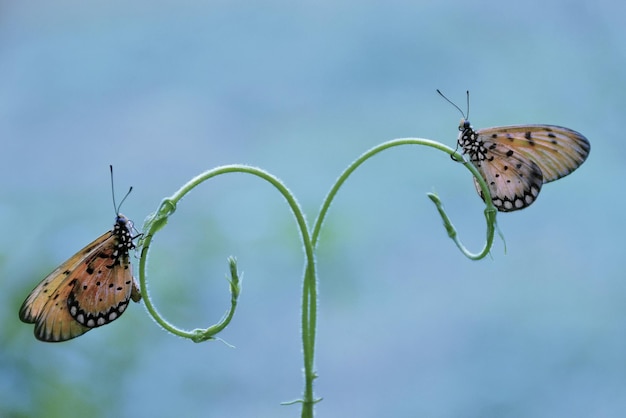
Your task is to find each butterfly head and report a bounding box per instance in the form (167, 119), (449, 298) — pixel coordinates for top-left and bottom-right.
(115, 213), (130, 227)
(458, 118), (471, 131)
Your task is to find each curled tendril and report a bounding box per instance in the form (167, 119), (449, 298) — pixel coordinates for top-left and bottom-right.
(189, 256), (241, 343)
(136, 140), (499, 418)
(425, 151), (499, 260)
(138, 226), (241, 343)
(137, 165), (315, 341)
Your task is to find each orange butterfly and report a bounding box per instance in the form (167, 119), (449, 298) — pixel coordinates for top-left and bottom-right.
(19, 168), (141, 342)
(439, 91), (590, 212)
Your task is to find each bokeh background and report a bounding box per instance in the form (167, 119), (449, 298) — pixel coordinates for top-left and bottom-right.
(2, 1), (624, 417)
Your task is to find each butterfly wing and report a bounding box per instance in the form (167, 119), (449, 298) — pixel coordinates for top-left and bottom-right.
(19, 215), (141, 342)
(477, 125), (590, 183)
(470, 145), (544, 212)
(19, 232), (111, 341)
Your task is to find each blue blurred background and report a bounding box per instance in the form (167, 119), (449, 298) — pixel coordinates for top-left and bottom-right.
(2, 0), (624, 417)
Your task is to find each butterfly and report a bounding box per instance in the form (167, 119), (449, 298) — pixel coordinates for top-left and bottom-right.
(19, 167), (141, 342)
(439, 90), (591, 212)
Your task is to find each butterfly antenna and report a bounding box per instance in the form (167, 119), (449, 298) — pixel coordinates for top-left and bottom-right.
(110, 165), (133, 215)
(465, 90), (470, 120)
(436, 89), (467, 119)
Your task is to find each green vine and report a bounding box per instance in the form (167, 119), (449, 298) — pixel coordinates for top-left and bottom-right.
(138, 138), (498, 417)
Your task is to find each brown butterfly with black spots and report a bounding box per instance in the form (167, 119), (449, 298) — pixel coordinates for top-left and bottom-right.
(19, 167), (141, 342)
(439, 90), (590, 212)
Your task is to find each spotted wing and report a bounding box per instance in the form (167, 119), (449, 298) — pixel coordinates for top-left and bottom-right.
(19, 232), (113, 341)
(477, 125), (590, 183)
(66, 238), (140, 332)
(470, 144), (545, 212)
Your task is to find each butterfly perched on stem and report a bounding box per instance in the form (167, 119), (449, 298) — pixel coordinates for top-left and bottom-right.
(438, 90), (590, 212)
(19, 167), (141, 342)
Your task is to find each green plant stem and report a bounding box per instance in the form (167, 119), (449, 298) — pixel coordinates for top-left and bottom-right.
(312, 138), (497, 259)
(138, 139), (499, 418)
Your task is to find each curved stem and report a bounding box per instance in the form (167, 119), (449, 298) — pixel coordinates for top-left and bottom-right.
(312, 138), (497, 259)
(137, 165), (315, 344)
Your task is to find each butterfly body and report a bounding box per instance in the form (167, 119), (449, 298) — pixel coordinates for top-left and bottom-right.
(19, 214), (141, 342)
(458, 119), (590, 212)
